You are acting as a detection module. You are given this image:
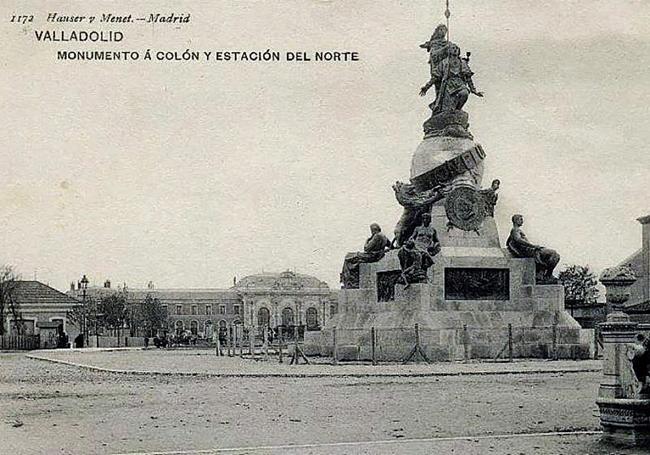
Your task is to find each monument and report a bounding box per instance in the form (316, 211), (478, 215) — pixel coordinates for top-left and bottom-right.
(316, 10), (590, 362)
(596, 266), (650, 447)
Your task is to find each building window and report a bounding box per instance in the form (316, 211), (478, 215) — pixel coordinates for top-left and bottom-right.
(162, 305), (168, 315)
(176, 305), (182, 315)
(234, 304), (241, 315)
(330, 303), (337, 316)
(191, 305), (198, 315)
(219, 305), (226, 315)
(205, 305), (212, 315)
(257, 307), (270, 327)
(282, 307), (294, 326)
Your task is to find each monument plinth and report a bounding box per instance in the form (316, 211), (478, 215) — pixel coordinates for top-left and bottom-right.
(317, 19), (589, 362)
(596, 266), (650, 447)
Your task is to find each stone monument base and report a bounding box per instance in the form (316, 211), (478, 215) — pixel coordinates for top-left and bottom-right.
(317, 205), (590, 362)
(317, 280), (588, 362)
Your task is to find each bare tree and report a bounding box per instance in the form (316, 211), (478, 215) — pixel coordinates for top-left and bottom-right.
(0, 266), (22, 335)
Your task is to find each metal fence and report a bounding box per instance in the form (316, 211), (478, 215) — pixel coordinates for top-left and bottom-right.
(203, 323), (593, 364)
(0, 334), (40, 350)
(320, 323), (593, 364)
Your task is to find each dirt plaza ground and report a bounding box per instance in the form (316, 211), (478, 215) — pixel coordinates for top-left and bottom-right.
(0, 350), (644, 454)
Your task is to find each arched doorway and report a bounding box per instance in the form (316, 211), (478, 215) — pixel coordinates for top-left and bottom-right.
(281, 307), (295, 339)
(306, 307), (319, 331)
(257, 307), (270, 327)
(175, 320), (184, 335)
(281, 307), (294, 326)
(190, 320), (198, 336)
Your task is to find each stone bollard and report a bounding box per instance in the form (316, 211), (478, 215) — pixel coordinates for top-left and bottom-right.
(596, 266), (650, 447)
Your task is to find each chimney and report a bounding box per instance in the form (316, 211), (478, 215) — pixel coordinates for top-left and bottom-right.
(637, 215), (650, 303)
(233, 276), (237, 286)
(70, 282), (75, 291)
(104, 279), (111, 289)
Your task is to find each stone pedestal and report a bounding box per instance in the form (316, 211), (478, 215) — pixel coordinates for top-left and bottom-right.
(324, 120), (589, 361)
(596, 266), (650, 447)
(321, 204), (589, 361)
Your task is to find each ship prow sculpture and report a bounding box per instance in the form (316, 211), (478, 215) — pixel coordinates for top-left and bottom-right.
(309, 12), (590, 362)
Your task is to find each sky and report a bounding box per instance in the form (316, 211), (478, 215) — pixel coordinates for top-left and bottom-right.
(0, 0), (649, 291)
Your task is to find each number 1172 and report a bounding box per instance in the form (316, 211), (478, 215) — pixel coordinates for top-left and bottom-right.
(10, 15), (34, 24)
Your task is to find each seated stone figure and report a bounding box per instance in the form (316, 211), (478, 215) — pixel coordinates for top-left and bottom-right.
(340, 223), (391, 289)
(410, 213), (441, 254)
(398, 213), (441, 286)
(398, 240), (435, 286)
(506, 214), (560, 284)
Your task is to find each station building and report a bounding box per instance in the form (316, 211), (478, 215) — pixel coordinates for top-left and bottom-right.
(67, 271), (338, 339)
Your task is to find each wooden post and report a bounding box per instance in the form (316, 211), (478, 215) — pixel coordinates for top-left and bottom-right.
(248, 328), (254, 356)
(552, 322), (558, 360)
(290, 338), (298, 365)
(263, 326), (269, 360)
(239, 326), (245, 358)
(278, 331), (284, 364)
(332, 326), (338, 365)
(371, 327), (377, 366)
(216, 335), (221, 356)
(402, 323), (430, 364)
(227, 324), (233, 357)
(508, 324), (513, 363)
(463, 324), (469, 362)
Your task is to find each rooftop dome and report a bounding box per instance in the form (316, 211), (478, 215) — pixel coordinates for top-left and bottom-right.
(234, 270), (329, 290)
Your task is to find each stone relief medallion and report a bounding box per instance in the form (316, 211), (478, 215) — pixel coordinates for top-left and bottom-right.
(444, 185), (486, 232)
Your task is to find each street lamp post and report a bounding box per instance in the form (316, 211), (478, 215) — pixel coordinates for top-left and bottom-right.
(80, 274), (89, 347)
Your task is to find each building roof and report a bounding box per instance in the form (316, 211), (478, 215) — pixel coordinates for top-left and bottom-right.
(234, 270), (329, 291)
(13, 281), (80, 308)
(69, 286), (240, 302)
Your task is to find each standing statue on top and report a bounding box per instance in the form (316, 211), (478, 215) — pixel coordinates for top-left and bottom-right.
(420, 24), (450, 81)
(420, 42), (483, 113)
(419, 24), (483, 139)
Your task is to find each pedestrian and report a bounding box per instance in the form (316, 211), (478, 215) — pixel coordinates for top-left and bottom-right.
(74, 333), (84, 348)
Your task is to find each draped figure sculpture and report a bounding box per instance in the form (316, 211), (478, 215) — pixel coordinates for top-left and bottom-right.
(506, 214), (560, 284)
(340, 223), (391, 289)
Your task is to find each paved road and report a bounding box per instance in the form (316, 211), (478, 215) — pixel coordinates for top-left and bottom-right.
(0, 352), (635, 454)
